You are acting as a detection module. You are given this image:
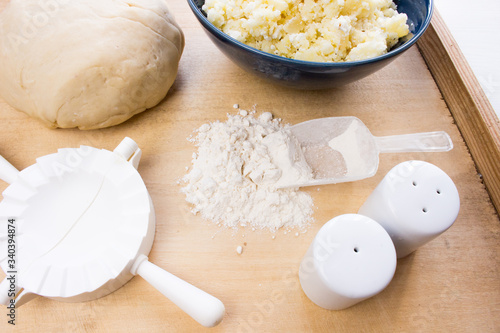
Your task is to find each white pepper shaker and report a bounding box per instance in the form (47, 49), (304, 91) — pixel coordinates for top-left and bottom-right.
(299, 214), (397, 310)
(358, 160), (460, 258)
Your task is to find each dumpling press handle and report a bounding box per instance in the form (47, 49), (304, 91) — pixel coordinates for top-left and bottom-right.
(131, 255), (225, 327)
(0, 155), (19, 184)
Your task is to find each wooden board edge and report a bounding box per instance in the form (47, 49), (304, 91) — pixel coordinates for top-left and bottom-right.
(417, 9), (500, 215)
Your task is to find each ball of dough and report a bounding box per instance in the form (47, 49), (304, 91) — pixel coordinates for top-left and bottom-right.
(0, 0), (184, 129)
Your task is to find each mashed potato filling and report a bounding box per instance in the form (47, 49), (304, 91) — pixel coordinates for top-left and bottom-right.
(203, 0), (409, 62)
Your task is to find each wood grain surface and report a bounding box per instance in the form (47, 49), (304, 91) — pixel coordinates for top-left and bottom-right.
(0, 1), (499, 332)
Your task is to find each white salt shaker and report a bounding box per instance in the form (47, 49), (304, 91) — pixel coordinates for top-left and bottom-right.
(299, 214), (397, 310)
(358, 160), (460, 258)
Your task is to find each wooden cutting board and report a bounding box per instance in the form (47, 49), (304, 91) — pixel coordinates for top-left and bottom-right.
(0, 0), (498, 331)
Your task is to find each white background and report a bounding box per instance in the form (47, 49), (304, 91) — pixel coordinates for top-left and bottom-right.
(436, 0), (500, 118)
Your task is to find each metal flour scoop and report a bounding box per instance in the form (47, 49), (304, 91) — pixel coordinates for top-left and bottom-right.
(0, 138), (225, 327)
(279, 117), (453, 188)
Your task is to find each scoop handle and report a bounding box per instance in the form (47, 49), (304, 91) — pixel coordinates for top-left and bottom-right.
(374, 131), (453, 153)
(131, 256), (225, 327)
(0, 155), (19, 184)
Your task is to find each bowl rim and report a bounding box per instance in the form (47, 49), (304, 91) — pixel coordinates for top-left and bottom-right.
(187, 0), (434, 68)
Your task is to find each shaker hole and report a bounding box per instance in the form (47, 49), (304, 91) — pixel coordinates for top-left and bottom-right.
(412, 181), (417, 186)
(354, 247), (359, 253)
(422, 208), (428, 213)
(437, 189), (441, 194)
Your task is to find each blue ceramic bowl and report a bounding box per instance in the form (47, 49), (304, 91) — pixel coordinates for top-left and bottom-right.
(187, 0), (433, 89)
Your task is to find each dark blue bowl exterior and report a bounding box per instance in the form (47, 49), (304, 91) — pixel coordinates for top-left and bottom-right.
(188, 0), (433, 89)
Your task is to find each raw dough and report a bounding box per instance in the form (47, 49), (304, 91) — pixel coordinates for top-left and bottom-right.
(0, 0), (184, 129)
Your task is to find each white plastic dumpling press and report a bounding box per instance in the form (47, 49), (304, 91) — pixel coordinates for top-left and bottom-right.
(0, 138), (225, 327)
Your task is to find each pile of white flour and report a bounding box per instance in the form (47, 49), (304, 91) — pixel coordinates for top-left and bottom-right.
(181, 109), (315, 231)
